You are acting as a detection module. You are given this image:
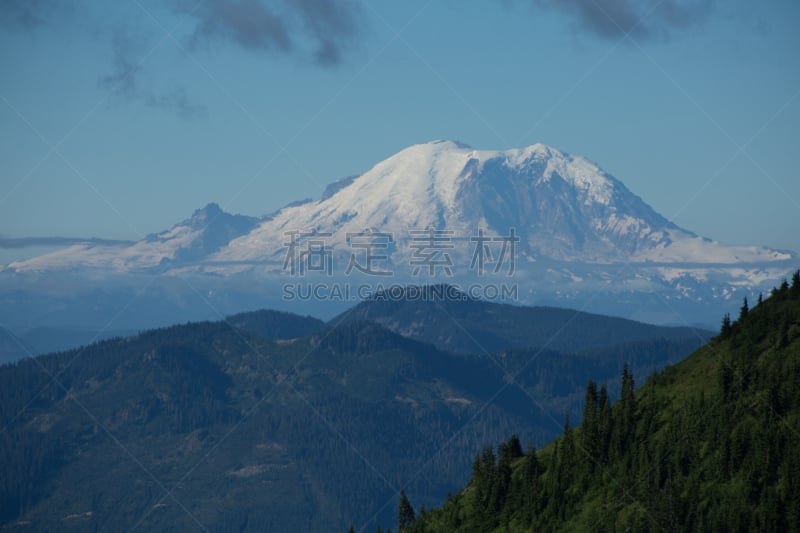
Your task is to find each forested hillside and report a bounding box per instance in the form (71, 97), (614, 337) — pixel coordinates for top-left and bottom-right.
(400, 271), (800, 532)
(0, 320), (529, 531)
(0, 296), (715, 531)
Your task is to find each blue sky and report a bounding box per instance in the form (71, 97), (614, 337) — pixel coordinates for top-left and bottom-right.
(1, 0), (798, 263)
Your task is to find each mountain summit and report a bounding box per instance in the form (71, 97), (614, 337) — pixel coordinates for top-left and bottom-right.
(215, 140), (788, 266)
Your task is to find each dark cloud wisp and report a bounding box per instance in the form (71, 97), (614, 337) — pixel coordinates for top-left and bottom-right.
(172, 0), (363, 65)
(529, 0), (714, 41)
(4, 0), (363, 118)
(0, 0), (71, 30)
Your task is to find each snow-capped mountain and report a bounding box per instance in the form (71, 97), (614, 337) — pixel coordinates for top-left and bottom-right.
(210, 140), (789, 269)
(2, 140), (795, 327)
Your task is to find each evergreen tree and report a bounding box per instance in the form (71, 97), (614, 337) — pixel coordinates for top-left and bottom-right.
(740, 297), (749, 321)
(398, 488), (416, 531)
(522, 444), (541, 485)
(491, 451), (512, 516)
(721, 313), (732, 337)
(580, 380), (600, 466)
(505, 434), (523, 460)
(558, 414), (577, 486)
(613, 363), (635, 458)
(777, 317), (790, 349)
(597, 384), (613, 464)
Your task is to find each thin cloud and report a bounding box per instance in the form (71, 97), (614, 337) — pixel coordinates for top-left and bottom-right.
(0, 237), (136, 249)
(145, 89), (207, 120)
(98, 32), (207, 119)
(527, 0), (714, 41)
(97, 32), (140, 100)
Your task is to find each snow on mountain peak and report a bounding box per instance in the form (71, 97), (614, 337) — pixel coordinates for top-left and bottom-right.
(206, 142), (636, 264)
(7, 141), (794, 277)
(216, 141), (793, 267)
(386, 141), (614, 206)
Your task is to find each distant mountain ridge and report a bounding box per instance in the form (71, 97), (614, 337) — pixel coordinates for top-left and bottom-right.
(333, 284), (712, 355)
(0, 285), (710, 365)
(3, 202), (259, 272)
(227, 309), (324, 340)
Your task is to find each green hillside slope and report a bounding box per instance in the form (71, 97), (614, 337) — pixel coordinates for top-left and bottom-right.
(403, 271), (800, 533)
